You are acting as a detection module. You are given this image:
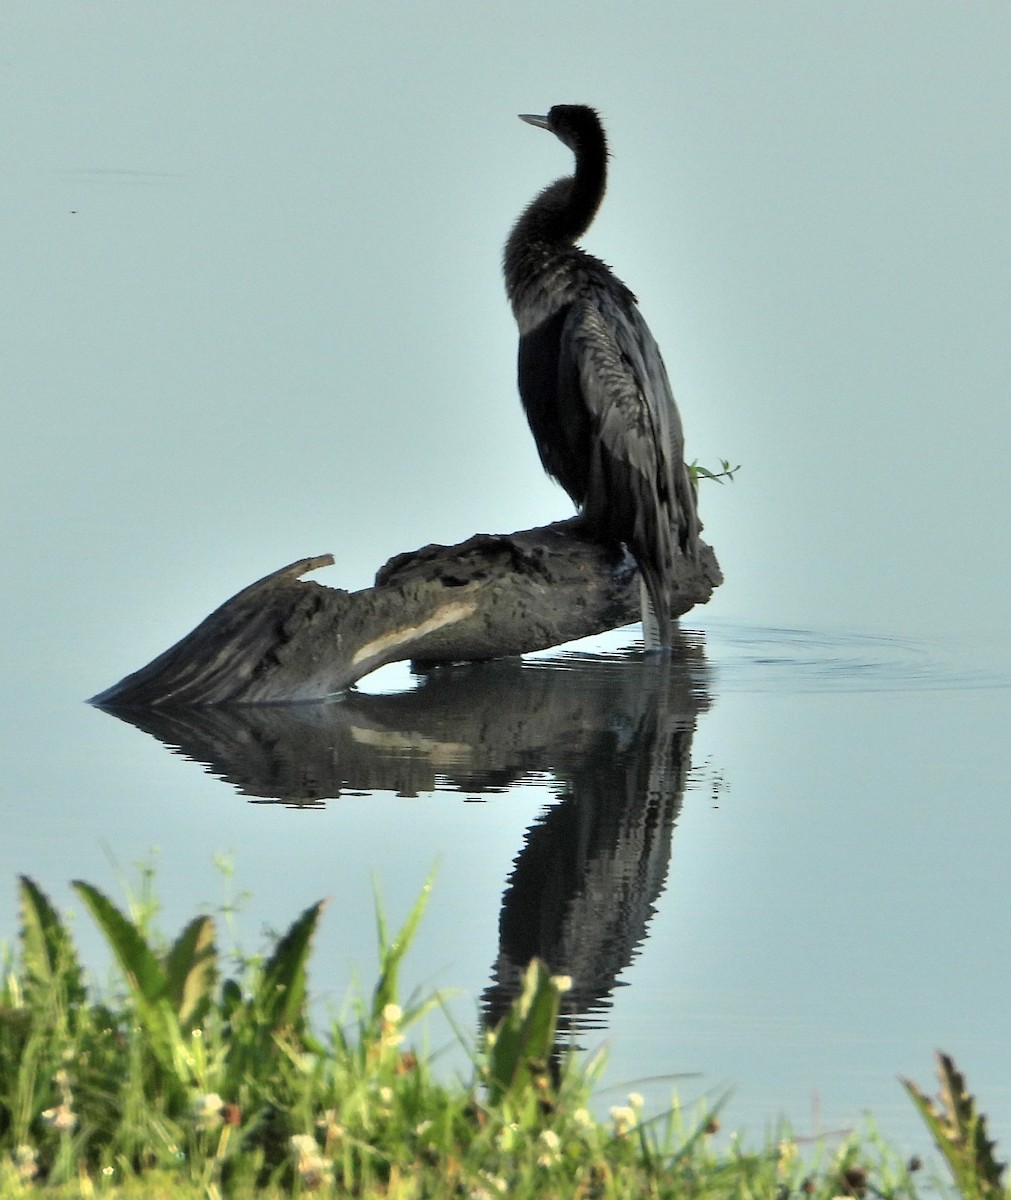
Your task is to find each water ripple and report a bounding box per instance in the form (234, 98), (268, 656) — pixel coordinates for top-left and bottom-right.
(688, 620), (1011, 695)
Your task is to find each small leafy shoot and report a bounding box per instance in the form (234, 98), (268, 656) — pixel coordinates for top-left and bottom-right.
(483, 958), (564, 1110)
(163, 915), (217, 1031)
(18, 877), (85, 1011)
(902, 1051), (1007, 1200)
(689, 458), (740, 486)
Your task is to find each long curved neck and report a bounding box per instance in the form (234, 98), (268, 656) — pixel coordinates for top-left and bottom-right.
(511, 122), (608, 248)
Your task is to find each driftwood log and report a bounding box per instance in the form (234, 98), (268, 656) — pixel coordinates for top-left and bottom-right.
(90, 517), (721, 707)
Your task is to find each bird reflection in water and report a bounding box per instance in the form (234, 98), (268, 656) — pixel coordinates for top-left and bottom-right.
(98, 629), (710, 1049)
(481, 643), (703, 1050)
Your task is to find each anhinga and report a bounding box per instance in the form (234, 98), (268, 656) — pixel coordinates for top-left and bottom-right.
(504, 104), (699, 648)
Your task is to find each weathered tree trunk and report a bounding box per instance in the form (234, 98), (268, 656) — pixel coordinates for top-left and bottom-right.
(90, 518), (721, 707)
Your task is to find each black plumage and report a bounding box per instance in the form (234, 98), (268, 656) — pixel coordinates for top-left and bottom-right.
(504, 104), (699, 648)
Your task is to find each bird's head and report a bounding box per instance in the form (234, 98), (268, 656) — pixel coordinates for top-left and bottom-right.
(519, 105), (604, 155)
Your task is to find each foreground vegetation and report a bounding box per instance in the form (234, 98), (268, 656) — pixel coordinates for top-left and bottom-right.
(0, 873), (1006, 1199)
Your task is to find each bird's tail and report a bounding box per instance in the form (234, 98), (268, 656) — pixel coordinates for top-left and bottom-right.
(639, 571), (673, 651)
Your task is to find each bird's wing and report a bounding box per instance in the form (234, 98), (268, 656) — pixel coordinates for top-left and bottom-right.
(559, 295), (686, 537)
(559, 300), (662, 501)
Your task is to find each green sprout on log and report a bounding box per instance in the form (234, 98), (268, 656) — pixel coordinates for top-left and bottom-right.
(690, 458), (740, 486)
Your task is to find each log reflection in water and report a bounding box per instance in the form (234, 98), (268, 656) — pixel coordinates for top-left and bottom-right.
(98, 630), (710, 1038)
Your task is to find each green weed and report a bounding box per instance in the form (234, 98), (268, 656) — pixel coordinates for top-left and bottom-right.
(903, 1052), (1007, 1200)
(0, 870), (1005, 1198)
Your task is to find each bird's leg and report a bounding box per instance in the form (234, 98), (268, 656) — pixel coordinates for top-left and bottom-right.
(639, 578), (665, 652)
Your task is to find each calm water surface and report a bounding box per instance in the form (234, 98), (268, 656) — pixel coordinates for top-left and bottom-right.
(3, 617), (1008, 1156)
(5, 3), (1011, 1170)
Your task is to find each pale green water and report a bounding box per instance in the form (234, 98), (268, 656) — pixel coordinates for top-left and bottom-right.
(3, 620), (1008, 1153)
(3, 0), (1010, 1161)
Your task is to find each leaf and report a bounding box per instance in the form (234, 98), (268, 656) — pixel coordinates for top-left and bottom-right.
(18, 876), (85, 1009)
(163, 915), (217, 1030)
(256, 899), (326, 1035)
(902, 1052), (1006, 1199)
(72, 880), (187, 1082)
(221, 977), (243, 1020)
(484, 958), (562, 1108)
(220, 900), (327, 1089)
(688, 459), (740, 486)
(72, 881), (167, 1005)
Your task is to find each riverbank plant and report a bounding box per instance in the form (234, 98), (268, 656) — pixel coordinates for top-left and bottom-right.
(0, 871), (1005, 1198)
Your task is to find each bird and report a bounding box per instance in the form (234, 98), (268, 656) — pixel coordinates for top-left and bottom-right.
(503, 104), (699, 649)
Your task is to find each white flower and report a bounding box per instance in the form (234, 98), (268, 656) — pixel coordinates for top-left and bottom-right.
(379, 1003), (404, 1049)
(40, 1104), (77, 1134)
(536, 1127), (562, 1166)
(610, 1104), (637, 1135)
(779, 1139), (797, 1163)
(191, 1092), (224, 1131)
(290, 1133), (331, 1187)
(317, 1109), (344, 1142)
(14, 1145), (38, 1181)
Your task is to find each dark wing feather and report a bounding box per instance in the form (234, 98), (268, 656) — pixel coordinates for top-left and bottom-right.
(559, 293), (700, 637)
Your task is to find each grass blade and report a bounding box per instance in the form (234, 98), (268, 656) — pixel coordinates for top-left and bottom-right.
(371, 874), (433, 1023)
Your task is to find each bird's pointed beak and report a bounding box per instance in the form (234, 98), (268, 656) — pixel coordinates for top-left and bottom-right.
(519, 113), (551, 130)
